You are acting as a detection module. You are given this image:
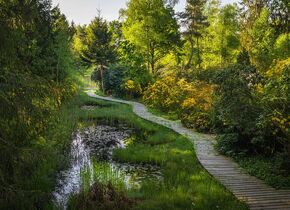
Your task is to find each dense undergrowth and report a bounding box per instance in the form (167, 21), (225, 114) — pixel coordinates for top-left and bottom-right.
(68, 94), (248, 210)
(0, 89), (81, 209)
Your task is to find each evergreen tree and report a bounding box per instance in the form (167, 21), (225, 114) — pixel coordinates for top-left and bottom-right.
(180, 0), (209, 69)
(80, 14), (115, 90)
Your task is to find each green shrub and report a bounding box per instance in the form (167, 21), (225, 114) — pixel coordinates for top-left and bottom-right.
(257, 58), (290, 154)
(123, 79), (143, 98)
(213, 64), (262, 154)
(103, 64), (126, 96)
(92, 63), (151, 98)
(181, 112), (212, 133)
(214, 60), (290, 160)
(216, 133), (247, 157)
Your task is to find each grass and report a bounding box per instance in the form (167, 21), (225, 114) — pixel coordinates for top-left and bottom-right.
(69, 93), (248, 210)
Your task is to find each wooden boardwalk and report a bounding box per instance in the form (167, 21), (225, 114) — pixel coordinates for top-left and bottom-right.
(88, 92), (290, 210)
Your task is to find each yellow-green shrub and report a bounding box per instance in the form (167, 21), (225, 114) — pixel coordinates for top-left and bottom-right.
(123, 79), (142, 97)
(143, 75), (215, 131)
(143, 76), (186, 111)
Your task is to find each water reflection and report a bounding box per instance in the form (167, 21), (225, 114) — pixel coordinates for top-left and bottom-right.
(52, 124), (162, 209)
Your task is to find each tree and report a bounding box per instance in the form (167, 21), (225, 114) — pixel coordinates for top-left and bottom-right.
(122, 0), (181, 75)
(217, 4), (240, 65)
(249, 8), (275, 71)
(239, 0), (266, 58)
(80, 14), (115, 91)
(51, 7), (72, 84)
(0, 0), (76, 208)
(266, 0), (289, 34)
(200, 0), (221, 68)
(109, 20), (123, 50)
(180, 0), (209, 69)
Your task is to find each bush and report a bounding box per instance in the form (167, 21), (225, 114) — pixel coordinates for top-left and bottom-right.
(181, 112), (212, 132)
(216, 133), (244, 157)
(143, 74), (215, 131)
(103, 64), (126, 96)
(257, 58), (290, 155)
(213, 64), (262, 154)
(143, 75), (190, 112)
(91, 63), (151, 98)
(91, 64), (126, 96)
(214, 60), (290, 160)
(143, 75), (215, 114)
(123, 79), (142, 98)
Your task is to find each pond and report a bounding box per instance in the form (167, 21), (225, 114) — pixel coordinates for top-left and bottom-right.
(52, 124), (162, 209)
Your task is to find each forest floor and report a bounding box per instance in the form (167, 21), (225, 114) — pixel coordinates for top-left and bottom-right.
(88, 91), (290, 210)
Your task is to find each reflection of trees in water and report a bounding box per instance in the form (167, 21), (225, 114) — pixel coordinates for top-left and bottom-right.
(53, 124), (162, 209)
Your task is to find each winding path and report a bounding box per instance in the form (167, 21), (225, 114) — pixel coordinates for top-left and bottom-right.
(88, 92), (290, 210)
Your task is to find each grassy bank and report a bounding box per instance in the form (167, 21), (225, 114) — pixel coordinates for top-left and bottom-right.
(69, 93), (248, 210)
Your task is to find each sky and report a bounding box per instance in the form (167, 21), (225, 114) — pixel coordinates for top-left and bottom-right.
(52, 0), (238, 25)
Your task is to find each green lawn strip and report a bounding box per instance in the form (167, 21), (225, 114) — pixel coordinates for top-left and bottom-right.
(76, 95), (248, 210)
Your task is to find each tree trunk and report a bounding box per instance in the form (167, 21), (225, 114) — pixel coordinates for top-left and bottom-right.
(100, 64), (105, 93)
(196, 37), (201, 74)
(150, 43), (155, 75)
(185, 38), (194, 69)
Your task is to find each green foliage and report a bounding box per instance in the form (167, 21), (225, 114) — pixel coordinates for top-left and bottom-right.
(217, 4), (240, 64)
(236, 154), (290, 189)
(0, 0), (78, 208)
(118, 41), (152, 88)
(258, 58), (290, 155)
(1, 0), (289, 207)
(213, 64), (262, 152)
(237, 49), (251, 66)
(182, 112), (212, 132)
(216, 133), (242, 156)
(214, 60), (290, 164)
(78, 16), (115, 66)
(103, 64), (126, 96)
(273, 33), (290, 59)
(123, 0), (181, 74)
(91, 63), (151, 98)
(249, 8), (276, 71)
(180, 0), (209, 69)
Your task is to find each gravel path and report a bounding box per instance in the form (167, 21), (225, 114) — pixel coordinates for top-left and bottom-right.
(88, 92), (290, 210)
